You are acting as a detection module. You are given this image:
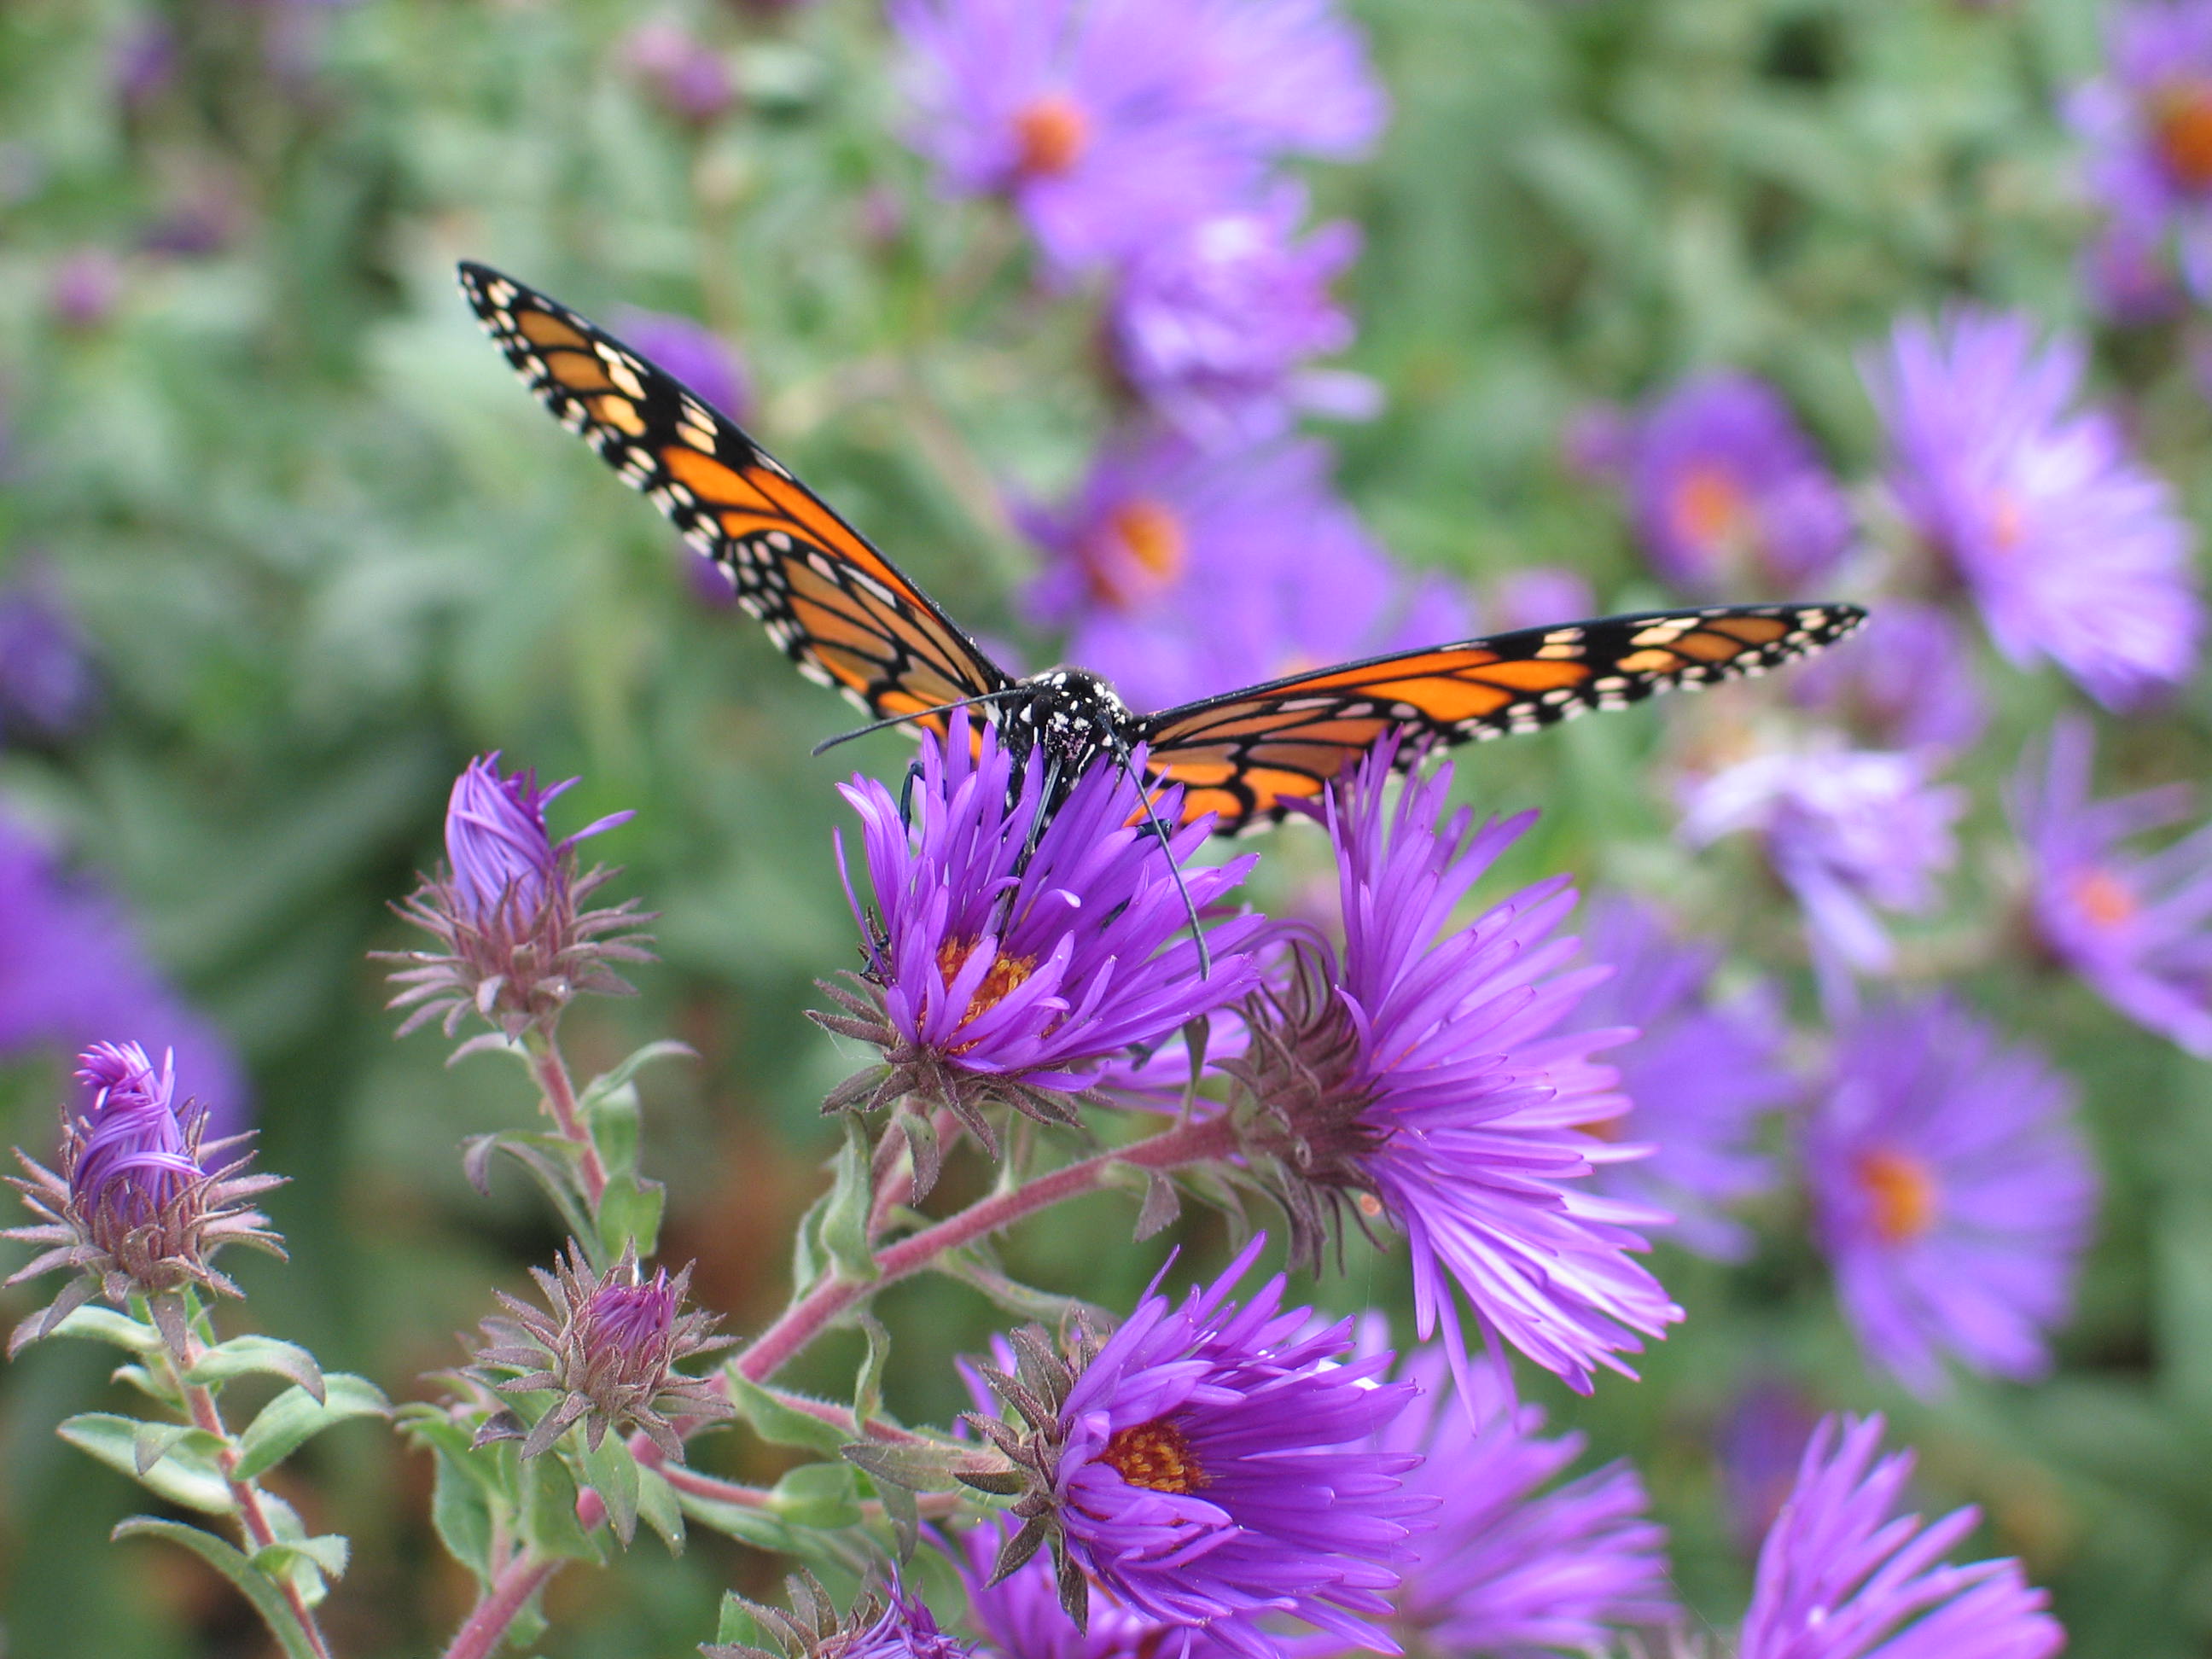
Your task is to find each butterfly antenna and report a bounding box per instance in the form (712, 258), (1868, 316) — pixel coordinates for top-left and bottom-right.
(1107, 733), (1211, 981)
(811, 688), (1028, 757)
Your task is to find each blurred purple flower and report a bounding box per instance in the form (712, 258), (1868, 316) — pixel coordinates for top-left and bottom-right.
(968, 1237), (1426, 1656)
(1785, 602), (1988, 757)
(1716, 1378), (1823, 1556)
(1740, 1415), (2064, 1659)
(1623, 372), (1854, 597)
(2080, 218), (2187, 323)
(109, 16), (177, 110)
(50, 248), (123, 331)
(1867, 309), (2201, 709)
(1231, 740), (1679, 1393)
(1022, 432), (1469, 713)
(0, 568), (99, 744)
(2070, 3), (2212, 301)
(2011, 715), (2212, 1056)
(1492, 567), (1595, 632)
(0, 811), (247, 1133)
(623, 20), (736, 125)
(1679, 748), (1964, 981)
(609, 304), (749, 421)
(1109, 189), (1365, 448)
(1568, 897), (1794, 1260)
(824, 715), (1262, 1134)
(1377, 1348), (1674, 1653)
(890, 0), (1381, 271)
(1808, 998), (2096, 1395)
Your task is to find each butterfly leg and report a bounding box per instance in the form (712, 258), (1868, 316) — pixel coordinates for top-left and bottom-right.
(897, 759), (927, 834)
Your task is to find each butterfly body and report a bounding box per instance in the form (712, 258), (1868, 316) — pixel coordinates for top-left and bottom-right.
(457, 261), (1867, 835)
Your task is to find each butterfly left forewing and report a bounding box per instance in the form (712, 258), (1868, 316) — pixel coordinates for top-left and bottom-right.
(1139, 602), (1866, 834)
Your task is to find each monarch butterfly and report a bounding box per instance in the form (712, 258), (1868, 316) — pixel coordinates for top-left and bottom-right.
(458, 261), (1865, 835)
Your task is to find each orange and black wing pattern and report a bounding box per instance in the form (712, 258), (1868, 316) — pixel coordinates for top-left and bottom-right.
(457, 262), (1013, 733)
(1138, 603), (1867, 834)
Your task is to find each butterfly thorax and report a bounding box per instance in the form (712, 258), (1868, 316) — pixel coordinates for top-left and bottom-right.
(1004, 667), (1141, 783)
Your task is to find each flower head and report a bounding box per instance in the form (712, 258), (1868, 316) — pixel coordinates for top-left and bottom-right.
(4, 1042), (282, 1354)
(1623, 372), (1854, 597)
(1567, 897), (1794, 1260)
(1785, 602), (1988, 758)
(2069, 3), (2212, 302)
(818, 715), (1262, 1139)
(1867, 309), (2201, 708)
(1227, 740), (1679, 1392)
(472, 1239), (733, 1463)
(709, 1572), (973, 1659)
(1376, 1347), (1674, 1655)
(958, 1516), (1242, 1659)
(383, 754), (650, 1040)
(1022, 433), (1467, 713)
(1807, 998), (2096, 1395)
(1741, 1415), (2064, 1659)
(2011, 715), (2212, 1056)
(1679, 748), (1963, 982)
(1108, 189), (1365, 448)
(966, 1237), (1426, 1656)
(610, 303), (749, 420)
(890, 0), (1381, 271)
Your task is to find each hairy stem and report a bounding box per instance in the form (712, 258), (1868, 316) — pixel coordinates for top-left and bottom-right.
(440, 1547), (559, 1659)
(526, 1030), (608, 1210)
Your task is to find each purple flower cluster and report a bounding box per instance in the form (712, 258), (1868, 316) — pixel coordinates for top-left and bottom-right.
(2070, 2), (2212, 311)
(1807, 998), (2096, 1395)
(1867, 309), (2201, 709)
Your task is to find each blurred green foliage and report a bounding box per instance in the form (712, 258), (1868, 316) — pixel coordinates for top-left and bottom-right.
(3, 0), (2209, 1656)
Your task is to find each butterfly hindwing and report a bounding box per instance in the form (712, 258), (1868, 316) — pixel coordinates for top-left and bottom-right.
(456, 262), (1012, 734)
(1139, 603), (1866, 833)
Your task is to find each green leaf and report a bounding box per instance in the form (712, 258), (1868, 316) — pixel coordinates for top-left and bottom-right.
(819, 1116), (879, 1284)
(677, 1486), (801, 1553)
(58, 1414), (234, 1513)
(520, 1447), (602, 1563)
(596, 1173), (667, 1262)
(576, 1429), (642, 1546)
(839, 1440), (970, 1494)
(250, 1534), (350, 1605)
(790, 1189), (830, 1295)
(463, 1132), (597, 1257)
(46, 1304), (164, 1355)
(932, 1246), (1108, 1328)
(429, 1447), (495, 1583)
(111, 1518), (323, 1659)
(853, 1313), (893, 1429)
(769, 1459), (861, 1528)
(636, 1464), (685, 1555)
(579, 1039), (694, 1179)
(234, 1374), (390, 1481)
(714, 1589), (777, 1652)
(185, 1336), (328, 1405)
(728, 1371), (854, 1458)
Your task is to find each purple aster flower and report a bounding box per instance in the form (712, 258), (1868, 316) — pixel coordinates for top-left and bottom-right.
(818, 714), (1263, 1141)
(2080, 217), (2187, 323)
(1717, 1378), (1823, 1557)
(966, 1237), (1426, 1655)
(0, 808), (247, 1132)
(623, 20), (737, 125)
(890, 0), (1382, 271)
(2069, 3), (2212, 300)
(0, 567), (99, 744)
(1866, 309), (2201, 709)
(1623, 371), (1854, 597)
(1566, 897), (1794, 1260)
(4, 1042), (282, 1356)
(1374, 1347), (1674, 1654)
(2011, 715), (2212, 1056)
(1491, 567), (1595, 633)
(1022, 432), (1470, 713)
(611, 303), (749, 420)
(1108, 187), (1365, 448)
(1741, 1414), (2064, 1659)
(1807, 998), (2096, 1395)
(1785, 602), (1988, 757)
(1679, 747), (1964, 981)
(709, 1574), (973, 1659)
(958, 1516), (1242, 1659)
(1225, 739), (1679, 1392)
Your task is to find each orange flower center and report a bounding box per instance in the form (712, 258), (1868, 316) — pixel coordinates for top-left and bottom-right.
(1854, 1147), (1940, 1245)
(1988, 488), (2028, 554)
(1013, 94), (1091, 178)
(2154, 80), (2212, 190)
(1103, 1416), (1208, 1494)
(2069, 866), (2138, 931)
(935, 937), (1039, 1028)
(1086, 497), (1187, 608)
(1672, 464), (1755, 551)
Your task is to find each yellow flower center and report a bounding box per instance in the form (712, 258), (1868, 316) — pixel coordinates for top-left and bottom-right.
(1672, 464), (1755, 551)
(1013, 94), (1091, 178)
(1103, 1416), (1209, 1494)
(2069, 866), (2138, 931)
(935, 936), (1039, 1030)
(1855, 1147), (1940, 1245)
(2155, 79), (2212, 189)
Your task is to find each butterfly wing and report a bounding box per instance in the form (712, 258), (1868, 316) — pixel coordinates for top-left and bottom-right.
(1138, 603), (1867, 833)
(457, 262), (1014, 733)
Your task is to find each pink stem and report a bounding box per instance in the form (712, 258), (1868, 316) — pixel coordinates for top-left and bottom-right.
(440, 1548), (561, 1659)
(527, 1033), (608, 1210)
